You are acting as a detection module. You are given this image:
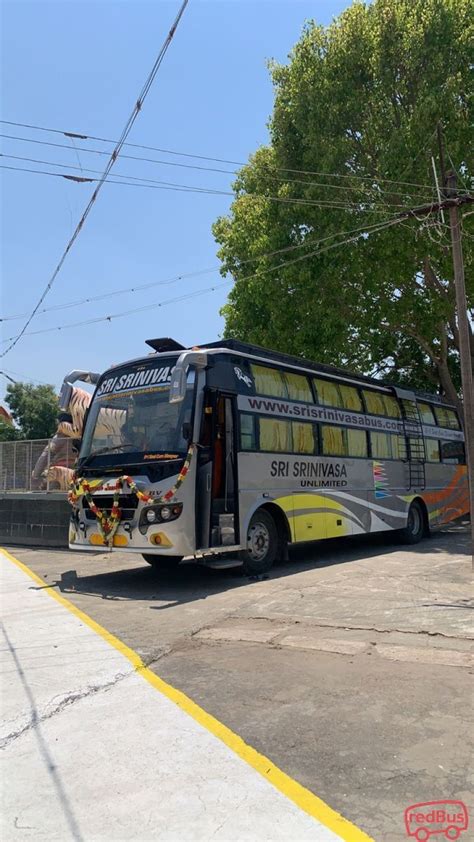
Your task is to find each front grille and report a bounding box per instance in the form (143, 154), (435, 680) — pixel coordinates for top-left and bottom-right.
(83, 494), (139, 521)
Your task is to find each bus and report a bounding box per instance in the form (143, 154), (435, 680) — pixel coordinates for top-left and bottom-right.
(63, 337), (469, 573)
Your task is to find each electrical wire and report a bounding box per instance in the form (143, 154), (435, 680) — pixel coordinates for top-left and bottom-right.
(1, 368), (51, 385)
(1, 215), (404, 345)
(0, 118), (439, 192)
(0, 162), (421, 215)
(0, 0), (190, 360)
(2, 152), (428, 209)
(0, 132), (436, 202)
(1, 214), (406, 322)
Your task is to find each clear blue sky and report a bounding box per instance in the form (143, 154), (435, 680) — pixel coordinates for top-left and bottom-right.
(1, 0), (349, 405)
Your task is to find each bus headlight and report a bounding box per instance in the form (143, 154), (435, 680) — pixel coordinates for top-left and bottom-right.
(140, 503), (183, 532)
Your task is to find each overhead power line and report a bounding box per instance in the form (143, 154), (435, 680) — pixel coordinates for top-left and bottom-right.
(0, 136), (435, 201)
(0, 0), (190, 360)
(1, 215), (404, 322)
(2, 152), (431, 210)
(1, 161), (427, 215)
(0, 120), (438, 193)
(1, 215), (405, 345)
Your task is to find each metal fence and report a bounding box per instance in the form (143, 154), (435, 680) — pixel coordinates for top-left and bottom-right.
(0, 438), (77, 493)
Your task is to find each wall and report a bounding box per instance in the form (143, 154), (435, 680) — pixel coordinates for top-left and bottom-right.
(0, 493), (70, 547)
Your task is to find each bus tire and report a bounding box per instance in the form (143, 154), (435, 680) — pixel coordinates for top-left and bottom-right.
(242, 509), (278, 575)
(399, 500), (425, 544)
(142, 554), (183, 570)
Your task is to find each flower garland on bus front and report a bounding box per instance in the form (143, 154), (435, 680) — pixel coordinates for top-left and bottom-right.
(68, 444), (195, 544)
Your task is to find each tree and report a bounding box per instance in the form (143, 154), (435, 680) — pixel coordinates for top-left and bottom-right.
(213, 0), (473, 406)
(0, 417), (19, 441)
(6, 383), (58, 440)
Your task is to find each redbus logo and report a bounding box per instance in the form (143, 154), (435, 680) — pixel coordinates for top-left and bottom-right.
(405, 801), (469, 841)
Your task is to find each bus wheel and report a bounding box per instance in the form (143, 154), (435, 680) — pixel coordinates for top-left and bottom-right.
(399, 500), (425, 544)
(242, 509), (278, 575)
(142, 554), (183, 570)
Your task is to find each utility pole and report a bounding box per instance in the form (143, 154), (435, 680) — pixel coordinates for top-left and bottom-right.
(446, 169), (474, 565)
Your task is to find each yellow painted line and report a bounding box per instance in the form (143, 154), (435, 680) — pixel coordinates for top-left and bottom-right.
(1, 546), (372, 842)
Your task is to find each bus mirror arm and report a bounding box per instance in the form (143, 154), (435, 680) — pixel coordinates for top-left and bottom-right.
(169, 350), (207, 404)
(59, 370), (101, 411)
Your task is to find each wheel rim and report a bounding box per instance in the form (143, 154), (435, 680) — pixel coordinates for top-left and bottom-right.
(247, 521), (270, 561)
(408, 505), (421, 535)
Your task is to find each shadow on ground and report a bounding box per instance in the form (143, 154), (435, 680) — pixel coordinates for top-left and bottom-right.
(28, 522), (471, 613)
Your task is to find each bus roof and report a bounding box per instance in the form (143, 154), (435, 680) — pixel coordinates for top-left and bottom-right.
(199, 339), (456, 407)
(101, 337), (457, 408)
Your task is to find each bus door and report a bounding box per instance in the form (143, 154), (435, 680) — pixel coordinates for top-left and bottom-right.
(196, 391), (238, 550)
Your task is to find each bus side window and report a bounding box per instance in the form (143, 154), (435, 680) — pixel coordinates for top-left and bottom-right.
(363, 390), (386, 416)
(425, 438), (440, 462)
(418, 402), (436, 425)
(395, 435), (407, 459)
(347, 428), (367, 457)
(240, 414), (256, 451)
(434, 406), (460, 429)
(251, 364), (286, 398)
(339, 384), (363, 412)
(370, 432), (392, 458)
(440, 440), (465, 464)
(314, 378), (342, 408)
(322, 425), (346, 455)
(291, 421), (316, 454)
(383, 395), (401, 418)
(284, 372), (313, 402)
(259, 417), (292, 452)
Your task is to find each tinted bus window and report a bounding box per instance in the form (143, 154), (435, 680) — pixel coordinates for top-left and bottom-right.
(338, 384), (362, 412)
(383, 395), (401, 418)
(259, 417), (291, 451)
(347, 428), (368, 457)
(440, 440), (465, 464)
(283, 371), (313, 402)
(251, 364), (286, 398)
(434, 406), (460, 429)
(370, 432), (406, 459)
(363, 390), (387, 416)
(292, 421), (316, 454)
(322, 425), (345, 455)
(363, 390), (400, 418)
(240, 414), (256, 451)
(313, 378), (341, 407)
(425, 438), (440, 462)
(418, 402), (436, 425)
(313, 378), (362, 411)
(322, 426), (367, 457)
(257, 417), (316, 454)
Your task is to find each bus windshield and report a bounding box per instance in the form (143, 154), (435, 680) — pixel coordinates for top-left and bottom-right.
(79, 359), (194, 466)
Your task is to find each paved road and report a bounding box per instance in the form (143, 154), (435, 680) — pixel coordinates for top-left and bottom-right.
(3, 524), (473, 841)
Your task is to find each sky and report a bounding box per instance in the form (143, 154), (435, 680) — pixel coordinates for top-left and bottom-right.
(1, 0), (350, 405)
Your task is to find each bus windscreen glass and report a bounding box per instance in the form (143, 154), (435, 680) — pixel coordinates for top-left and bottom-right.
(79, 359), (194, 465)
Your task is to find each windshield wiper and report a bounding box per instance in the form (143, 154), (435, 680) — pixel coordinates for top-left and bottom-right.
(79, 443), (136, 468)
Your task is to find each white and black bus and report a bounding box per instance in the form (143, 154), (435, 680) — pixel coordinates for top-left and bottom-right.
(64, 338), (468, 573)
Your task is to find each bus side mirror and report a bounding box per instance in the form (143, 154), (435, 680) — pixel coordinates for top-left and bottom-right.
(169, 367), (187, 404)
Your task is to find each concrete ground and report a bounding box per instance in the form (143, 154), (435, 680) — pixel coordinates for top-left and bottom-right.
(2, 523), (473, 841)
(1, 556), (345, 842)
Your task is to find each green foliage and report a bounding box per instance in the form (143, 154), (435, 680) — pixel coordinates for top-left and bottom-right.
(0, 417), (19, 441)
(6, 383), (59, 440)
(213, 0), (473, 402)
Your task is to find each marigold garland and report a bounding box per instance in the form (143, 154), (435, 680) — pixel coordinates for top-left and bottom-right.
(68, 445), (195, 545)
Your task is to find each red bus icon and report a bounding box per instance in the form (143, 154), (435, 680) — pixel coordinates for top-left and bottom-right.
(405, 801), (469, 841)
